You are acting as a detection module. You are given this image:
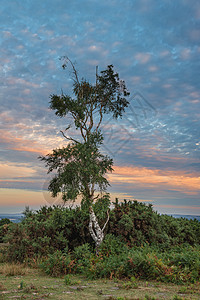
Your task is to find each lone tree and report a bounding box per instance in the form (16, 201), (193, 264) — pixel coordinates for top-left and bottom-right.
(39, 57), (130, 253)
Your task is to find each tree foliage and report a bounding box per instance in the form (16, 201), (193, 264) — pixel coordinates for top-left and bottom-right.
(40, 133), (113, 204)
(39, 57), (130, 207)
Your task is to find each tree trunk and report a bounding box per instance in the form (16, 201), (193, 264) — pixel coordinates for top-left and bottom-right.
(88, 206), (109, 255)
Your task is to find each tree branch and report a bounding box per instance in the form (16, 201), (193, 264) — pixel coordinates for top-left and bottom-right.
(89, 102), (94, 132)
(96, 104), (103, 132)
(102, 209), (110, 232)
(62, 56), (80, 86)
(60, 130), (80, 144)
(80, 124), (87, 142)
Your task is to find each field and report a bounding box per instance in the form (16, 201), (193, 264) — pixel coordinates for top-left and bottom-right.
(1, 262), (200, 300)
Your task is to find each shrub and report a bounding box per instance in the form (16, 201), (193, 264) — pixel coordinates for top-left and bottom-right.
(99, 234), (128, 256)
(3, 199), (200, 282)
(0, 218), (11, 243)
(64, 274), (72, 285)
(126, 245), (200, 284)
(4, 223), (30, 263)
(73, 243), (92, 273)
(40, 250), (74, 277)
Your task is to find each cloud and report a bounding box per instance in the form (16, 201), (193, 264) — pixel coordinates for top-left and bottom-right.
(0, 0), (200, 213)
(108, 166), (200, 195)
(0, 188), (50, 211)
(135, 53), (151, 64)
(0, 162), (36, 179)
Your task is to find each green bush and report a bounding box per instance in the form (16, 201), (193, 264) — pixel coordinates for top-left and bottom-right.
(4, 223), (30, 263)
(30, 243), (200, 283)
(126, 245), (200, 283)
(64, 274), (72, 285)
(0, 218), (11, 243)
(3, 199), (200, 284)
(4, 205), (91, 262)
(85, 253), (128, 279)
(99, 234), (128, 256)
(73, 243), (92, 273)
(75, 243), (200, 283)
(40, 250), (73, 277)
(109, 200), (200, 248)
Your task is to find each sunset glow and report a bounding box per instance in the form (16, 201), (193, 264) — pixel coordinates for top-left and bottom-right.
(1, 0), (200, 214)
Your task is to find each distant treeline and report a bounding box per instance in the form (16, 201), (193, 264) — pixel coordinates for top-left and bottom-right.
(1, 210), (200, 223)
(0, 214), (23, 223)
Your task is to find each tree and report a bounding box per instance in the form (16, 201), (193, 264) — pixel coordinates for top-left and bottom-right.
(39, 57), (130, 253)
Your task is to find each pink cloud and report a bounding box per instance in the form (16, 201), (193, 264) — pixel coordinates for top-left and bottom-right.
(135, 53), (151, 64)
(108, 166), (200, 195)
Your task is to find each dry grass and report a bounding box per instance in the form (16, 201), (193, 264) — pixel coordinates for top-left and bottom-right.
(0, 263), (29, 276)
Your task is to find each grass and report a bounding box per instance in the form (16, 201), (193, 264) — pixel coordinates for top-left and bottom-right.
(0, 263), (30, 276)
(0, 263), (200, 299)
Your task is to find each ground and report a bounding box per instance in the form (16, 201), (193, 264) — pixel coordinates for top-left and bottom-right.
(0, 263), (200, 299)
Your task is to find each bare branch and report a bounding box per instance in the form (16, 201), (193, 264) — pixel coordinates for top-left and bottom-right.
(102, 209), (110, 232)
(96, 104), (103, 132)
(96, 66), (98, 85)
(80, 125), (87, 142)
(88, 103), (94, 133)
(62, 56), (80, 86)
(60, 130), (80, 144)
(92, 194), (100, 201)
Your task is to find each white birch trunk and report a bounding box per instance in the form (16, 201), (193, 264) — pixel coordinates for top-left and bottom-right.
(89, 206), (109, 255)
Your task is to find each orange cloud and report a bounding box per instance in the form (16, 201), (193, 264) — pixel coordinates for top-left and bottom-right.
(0, 162), (36, 179)
(0, 188), (48, 207)
(108, 166), (200, 195)
(0, 129), (66, 155)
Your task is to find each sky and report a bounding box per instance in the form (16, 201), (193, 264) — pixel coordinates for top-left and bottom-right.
(0, 0), (200, 215)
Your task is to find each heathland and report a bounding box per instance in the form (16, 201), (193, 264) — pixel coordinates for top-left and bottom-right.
(0, 200), (200, 299)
